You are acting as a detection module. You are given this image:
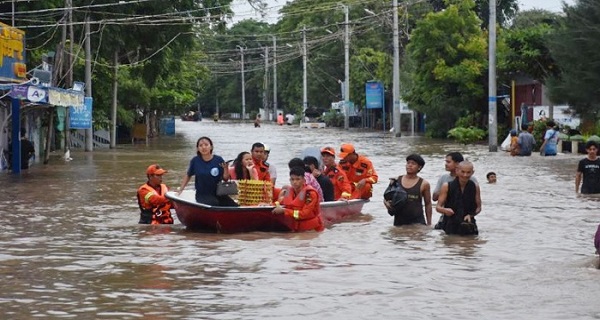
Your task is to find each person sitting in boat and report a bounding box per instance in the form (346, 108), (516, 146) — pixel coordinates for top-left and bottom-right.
(303, 156), (334, 202)
(137, 164), (174, 224)
(272, 166), (324, 232)
(178, 136), (238, 207)
(338, 143), (378, 199)
(251, 142), (271, 182)
(288, 158), (324, 202)
(321, 146), (352, 200)
(264, 145), (277, 187)
(229, 151), (258, 180)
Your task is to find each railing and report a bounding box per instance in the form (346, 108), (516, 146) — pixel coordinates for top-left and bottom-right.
(69, 129), (110, 149)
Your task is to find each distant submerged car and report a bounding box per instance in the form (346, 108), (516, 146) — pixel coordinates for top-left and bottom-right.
(181, 111), (201, 121)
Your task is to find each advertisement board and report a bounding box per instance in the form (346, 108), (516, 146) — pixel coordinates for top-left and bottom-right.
(0, 22), (26, 82)
(365, 81), (383, 109)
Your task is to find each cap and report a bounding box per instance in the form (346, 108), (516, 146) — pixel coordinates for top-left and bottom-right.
(320, 146), (335, 156)
(338, 143), (355, 159)
(146, 164), (167, 175)
(264, 145), (271, 153)
(406, 154), (425, 168)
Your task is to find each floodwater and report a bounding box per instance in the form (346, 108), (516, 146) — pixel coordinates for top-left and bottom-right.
(0, 119), (598, 320)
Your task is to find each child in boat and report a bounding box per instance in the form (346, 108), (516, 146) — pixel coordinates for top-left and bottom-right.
(272, 166), (324, 232)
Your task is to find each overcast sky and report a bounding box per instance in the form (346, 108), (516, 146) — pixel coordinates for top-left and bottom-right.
(230, 0), (576, 24)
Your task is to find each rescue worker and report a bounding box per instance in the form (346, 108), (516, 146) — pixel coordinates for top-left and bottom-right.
(251, 142), (271, 182)
(272, 166), (324, 232)
(321, 146), (352, 200)
(338, 143), (378, 199)
(137, 164), (174, 224)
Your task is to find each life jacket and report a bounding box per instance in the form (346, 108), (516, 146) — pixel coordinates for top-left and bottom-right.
(324, 164), (352, 199)
(137, 183), (174, 224)
(280, 185), (324, 232)
(253, 158), (271, 182)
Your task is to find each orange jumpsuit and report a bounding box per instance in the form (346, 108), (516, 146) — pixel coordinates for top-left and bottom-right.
(137, 183), (174, 224)
(323, 164), (352, 200)
(279, 185), (324, 232)
(339, 155), (378, 199)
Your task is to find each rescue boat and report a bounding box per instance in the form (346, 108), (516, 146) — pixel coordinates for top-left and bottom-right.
(165, 189), (368, 233)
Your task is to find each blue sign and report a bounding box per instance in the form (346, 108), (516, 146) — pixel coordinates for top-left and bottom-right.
(365, 81), (383, 109)
(69, 97), (93, 129)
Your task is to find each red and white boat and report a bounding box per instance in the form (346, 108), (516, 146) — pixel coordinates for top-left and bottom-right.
(165, 189), (368, 233)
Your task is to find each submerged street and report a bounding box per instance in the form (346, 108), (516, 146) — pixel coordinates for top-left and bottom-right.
(0, 120), (597, 319)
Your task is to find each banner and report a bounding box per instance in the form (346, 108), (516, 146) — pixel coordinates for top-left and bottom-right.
(365, 81), (384, 109)
(69, 97), (93, 129)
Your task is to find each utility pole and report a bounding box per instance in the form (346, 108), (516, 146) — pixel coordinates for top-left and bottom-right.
(302, 26), (307, 123)
(343, 4), (350, 130)
(85, 17), (93, 151)
(488, 0), (498, 151)
(263, 46), (269, 119)
(392, 0), (401, 137)
(273, 36), (278, 118)
(11, 0), (14, 26)
(110, 51), (118, 149)
(237, 46), (246, 121)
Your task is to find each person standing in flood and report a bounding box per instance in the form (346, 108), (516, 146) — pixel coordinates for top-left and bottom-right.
(539, 120), (559, 156)
(137, 164), (174, 224)
(384, 154), (432, 226)
(576, 141), (600, 194)
(436, 161), (482, 235)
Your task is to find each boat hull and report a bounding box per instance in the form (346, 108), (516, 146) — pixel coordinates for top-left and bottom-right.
(166, 190), (367, 233)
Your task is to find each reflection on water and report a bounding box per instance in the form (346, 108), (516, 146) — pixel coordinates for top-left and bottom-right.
(0, 120), (598, 319)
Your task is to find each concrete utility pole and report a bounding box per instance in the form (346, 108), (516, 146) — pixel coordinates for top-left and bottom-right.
(392, 0), (401, 137)
(488, 0), (498, 151)
(263, 46), (269, 118)
(273, 36), (278, 118)
(237, 46), (246, 121)
(110, 51), (118, 149)
(343, 4), (350, 130)
(85, 17), (93, 151)
(302, 26), (307, 122)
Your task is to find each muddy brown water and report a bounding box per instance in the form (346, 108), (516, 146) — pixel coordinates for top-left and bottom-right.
(0, 120), (598, 319)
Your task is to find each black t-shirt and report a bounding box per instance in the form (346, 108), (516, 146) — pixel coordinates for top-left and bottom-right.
(578, 158), (600, 194)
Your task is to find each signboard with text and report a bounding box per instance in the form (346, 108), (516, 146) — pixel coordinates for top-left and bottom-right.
(0, 22), (26, 82)
(69, 97), (93, 129)
(365, 81), (384, 109)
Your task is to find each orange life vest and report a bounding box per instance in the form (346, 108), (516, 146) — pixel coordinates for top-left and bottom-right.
(324, 164), (352, 200)
(253, 158), (271, 182)
(280, 185), (324, 232)
(137, 183), (174, 224)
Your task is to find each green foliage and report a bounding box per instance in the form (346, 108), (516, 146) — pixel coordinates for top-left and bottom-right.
(546, 0), (600, 118)
(498, 10), (560, 83)
(322, 110), (344, 127)
(403, 0), (487, 137)
(448, 126), (487, 145)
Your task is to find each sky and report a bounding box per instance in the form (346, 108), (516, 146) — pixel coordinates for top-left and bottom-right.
(229, 0), (576, 25)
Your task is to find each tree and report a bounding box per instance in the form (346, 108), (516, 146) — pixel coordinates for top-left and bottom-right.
(546, 0), (600, 118)
(498, 10), (560, 84)
(428, 0), (519, 27)
(402, 0), (487, 137)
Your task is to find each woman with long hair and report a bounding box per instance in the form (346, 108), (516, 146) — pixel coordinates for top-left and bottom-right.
(229, 151), (258, 180)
